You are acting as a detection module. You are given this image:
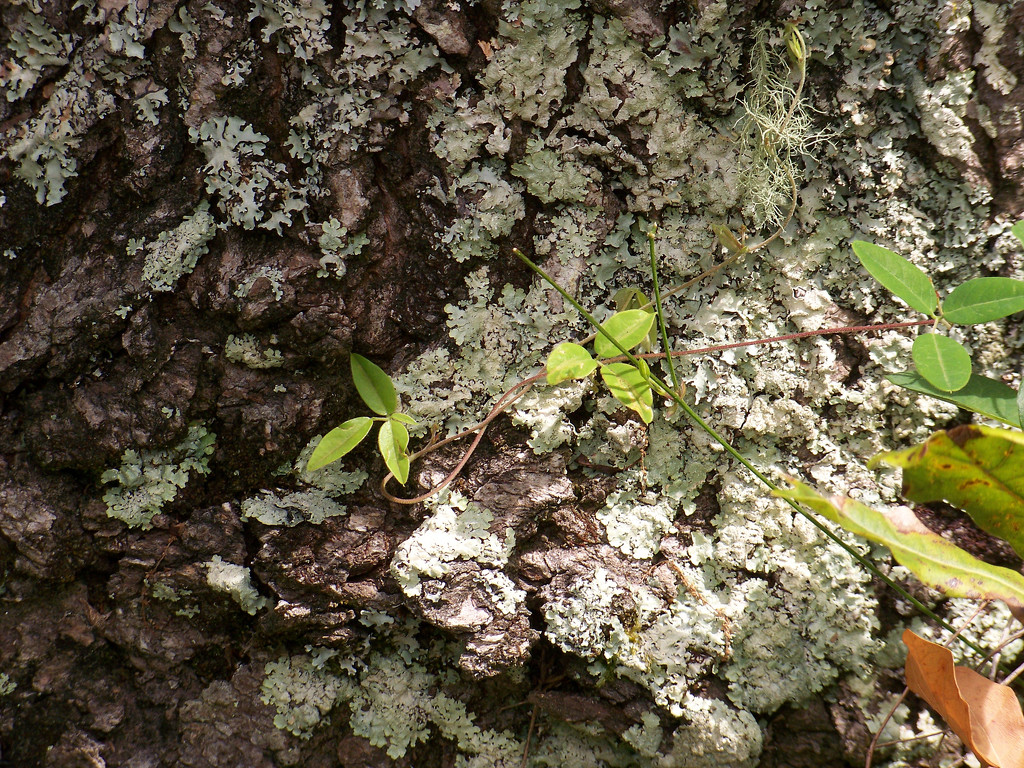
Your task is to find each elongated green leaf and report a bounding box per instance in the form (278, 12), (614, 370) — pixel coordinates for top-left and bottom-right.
(594, 309), (657, 360)
(390, 413), (417, 425)
(870, 426), (1024, 559)
(776, 479), (1024, 612)
(601, 362), (653, 423)
(852, 240), (938, 315)
(378, 419), (411, 484)
(351, 354), (398, 415)
(912, 334), (971, 392)
(886, 370), (1022, 428)
(1012, 220), (1024, 249)
(307, 417), (373, 471)
(547, 342), (598, 385)
(943, 277), (1024, 325)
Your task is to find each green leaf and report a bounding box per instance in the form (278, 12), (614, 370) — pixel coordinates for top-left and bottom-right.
(546, 342), (598, 385)
(390, 413), (417, 425)
(776, 478), (1024, 613)
(594, 309), (657, 360)
(1018, 381), (1024, 433)
(943, 277), (1024, 325)
(912, 334), (972, 392)
(378, 419), (411, 484)
(871, 426), (1024, 559)
(886, 370), (1022, 428)
(613, 287), (650, 312)
(1011, 220), (1024, 249)
(852, 240), (938, 315)
(307, 417), (373, 471)
(351, 353), (398, 415)
(600, 362), (653, 423)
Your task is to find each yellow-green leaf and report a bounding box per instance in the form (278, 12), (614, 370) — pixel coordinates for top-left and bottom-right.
(600, 362), (653, 423)
(351, 353), (398, 415)
(594, 310), (656, 360)
(546, 342), (598, 385)
(870, 425), (1024, 559)
(379, 419), (410, 484)
(852, 240), (938, 315)
(307, 417), (373, 471)
(776, 478), (1024, 612)
(912, 334), (971, 392)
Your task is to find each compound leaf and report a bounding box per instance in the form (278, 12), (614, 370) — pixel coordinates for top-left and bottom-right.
(852, 240), (937, 315)
(601, 362), (653, 423)
(871, 425), (1024, 559)
(307, 417), (373, 471)
(378, 419), (410, 484)
(776, 478), (1024, 613)
(943, 277), (1024, 325)
(912, 334), (972, 392)
(351, 353), (398, 415)
(547, 342), (598, 385)
(594, 309), (656, 360)
(886, 370), (1021, 428)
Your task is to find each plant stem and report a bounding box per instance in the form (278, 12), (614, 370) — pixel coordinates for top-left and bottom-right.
(648, 225), (680, 393)
(513, 247), (973, 647)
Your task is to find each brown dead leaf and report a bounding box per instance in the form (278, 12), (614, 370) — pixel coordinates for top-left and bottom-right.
(904, 629), (1024, 767)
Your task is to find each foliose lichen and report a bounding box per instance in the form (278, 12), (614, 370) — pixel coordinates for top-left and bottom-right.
(205, 555), (271, 615)
(224, 334), (284, 369)
(140, 201), (217, 293)
(101, 423), (216, 529)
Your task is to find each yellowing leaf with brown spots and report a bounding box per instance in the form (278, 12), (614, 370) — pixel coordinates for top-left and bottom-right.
(904, 630), (1024, 768)
(775, 479), (1024, 613)
(870, 426), (1024, 558)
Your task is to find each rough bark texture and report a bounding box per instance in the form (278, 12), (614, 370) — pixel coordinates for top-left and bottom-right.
(1, 0), (1023, 766)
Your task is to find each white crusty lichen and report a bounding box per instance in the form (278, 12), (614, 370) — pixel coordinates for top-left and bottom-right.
(189, 116), (307, 233)
(140, 201), (217, 292)
(205, 555), (271, 615)
(101, 423), (216, 529)
(391, 492), (524, 615)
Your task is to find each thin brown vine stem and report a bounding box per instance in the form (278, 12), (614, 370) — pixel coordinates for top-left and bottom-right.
(379, 318), (931, 505)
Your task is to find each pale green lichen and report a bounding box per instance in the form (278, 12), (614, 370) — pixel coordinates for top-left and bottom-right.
(391, 492), (524, 615)
(240, 434), (367, 526)
(205, 555), (271, 615)
(3, 7), (76, 102)
(101, 423), (216, 529)
(597, 489), (675, 560)
(140, 201), (217, 292)
(437, 161), (525, 262)
(248, 0), (332, 63)
(224, 334), (284, 369)
(0, 673), (15, 696)
(260, 653), (347, 738)
(189, 116), (307, 233)
(233, 266), (285, 301)
(148, 578), (201, 618)
(317, 218), (368, 278)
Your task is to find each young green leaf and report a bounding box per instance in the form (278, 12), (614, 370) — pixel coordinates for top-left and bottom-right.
(594, 309), (657, 359)
(378, 419), (411, 484)
(851, 240), (938, 315)
(1012, 220), (1024, 249)
(942, 277), (1024, 325)
(776, 478), (1024, 613)
(351, 353), (398, 415)
(613, 287), (650, 312)
(870, 426), (1024, 558)
(389, 412), (417, 425)
(912, 334), (972, 392)
(600, 362), (653, 423)
(887, 370), (1022, 428)
(546, 342), (598, 385)
(307, 417), (373, 471)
